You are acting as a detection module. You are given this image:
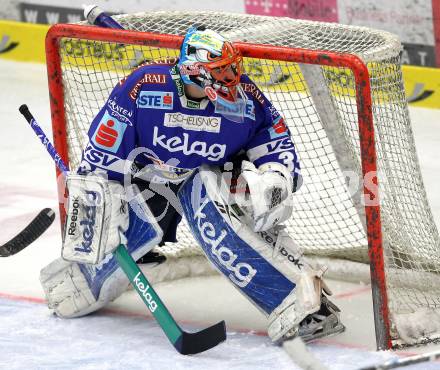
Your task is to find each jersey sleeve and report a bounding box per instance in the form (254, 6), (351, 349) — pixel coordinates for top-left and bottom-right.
(243, 78), (302, 191)
(77, 71), (141, 183)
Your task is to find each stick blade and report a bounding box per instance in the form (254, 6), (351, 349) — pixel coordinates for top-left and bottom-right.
(174, 321), (226, 355)
(0, 208), (55, 257)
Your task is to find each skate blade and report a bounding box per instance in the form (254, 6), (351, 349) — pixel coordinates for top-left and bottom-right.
(300, 322), (346, 343)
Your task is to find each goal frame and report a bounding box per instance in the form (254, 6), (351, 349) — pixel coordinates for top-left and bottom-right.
(45, 23), (391, 350)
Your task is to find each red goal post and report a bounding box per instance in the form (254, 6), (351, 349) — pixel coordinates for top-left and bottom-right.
(45, 23), (390, 349)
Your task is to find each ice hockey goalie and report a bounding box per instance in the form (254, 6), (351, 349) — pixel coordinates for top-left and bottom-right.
(40, 25), (344, 343)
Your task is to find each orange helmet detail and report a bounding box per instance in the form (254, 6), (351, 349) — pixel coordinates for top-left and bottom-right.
(178, 27), (243, 102)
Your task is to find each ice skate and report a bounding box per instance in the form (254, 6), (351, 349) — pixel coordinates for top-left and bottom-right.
(281, 295), (345, 343)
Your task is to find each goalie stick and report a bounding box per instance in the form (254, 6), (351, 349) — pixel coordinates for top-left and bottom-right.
(359, 349), (440, 370)
(19, 104), (226, 355)
(0, 208), (55, 257)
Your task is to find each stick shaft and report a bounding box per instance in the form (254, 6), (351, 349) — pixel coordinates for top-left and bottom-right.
(19, 105), (69, 174)
(360, 349), (440, 369)
(113, 245), (182, 343)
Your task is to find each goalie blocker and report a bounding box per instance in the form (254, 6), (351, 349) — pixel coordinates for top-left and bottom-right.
(40, 176), (163, 318)
(62, 173), (129, 264)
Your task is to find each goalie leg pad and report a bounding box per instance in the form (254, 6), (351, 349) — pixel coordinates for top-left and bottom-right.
(267, 265), (327, 341)
(41, 190), (163, 318)
(180, 172), (295, 315)
(40, 256), (125, 318)
(179, 167), (338, 342)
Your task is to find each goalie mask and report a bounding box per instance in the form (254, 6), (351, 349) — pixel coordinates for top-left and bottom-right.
(178, 26), (247, 122)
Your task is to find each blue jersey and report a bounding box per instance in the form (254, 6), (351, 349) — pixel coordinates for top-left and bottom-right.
(79, 60), (301, 188)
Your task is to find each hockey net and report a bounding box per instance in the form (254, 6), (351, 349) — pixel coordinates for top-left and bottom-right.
(45, 12), (440, 349)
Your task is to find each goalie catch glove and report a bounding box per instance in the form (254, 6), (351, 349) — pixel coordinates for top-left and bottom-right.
(237, 161), (294, 232)
(62, 172), (129, 264)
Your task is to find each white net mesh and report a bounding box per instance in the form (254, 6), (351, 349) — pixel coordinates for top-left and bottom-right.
(51, 12), (440, 346)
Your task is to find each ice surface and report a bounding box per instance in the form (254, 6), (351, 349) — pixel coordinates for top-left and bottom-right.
(1, 59), (440, 369)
